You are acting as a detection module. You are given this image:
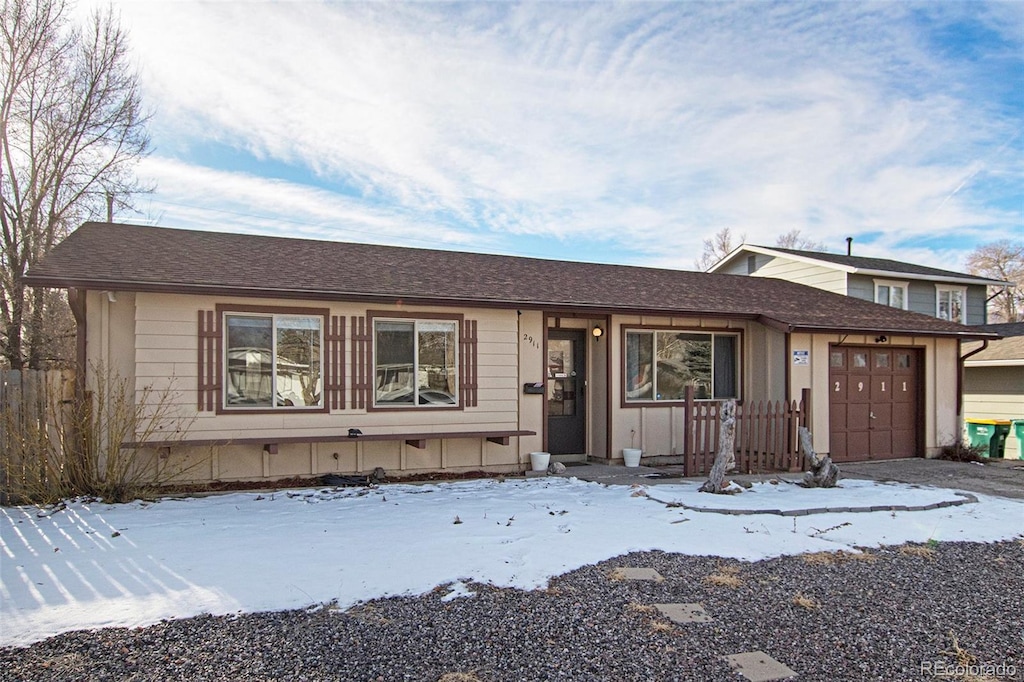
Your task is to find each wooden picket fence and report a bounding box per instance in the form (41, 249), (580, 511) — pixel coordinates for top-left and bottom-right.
(0, 369), (75, 503)
(681, 386), (810, 476)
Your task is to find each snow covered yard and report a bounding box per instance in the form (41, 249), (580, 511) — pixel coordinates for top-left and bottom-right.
(2, 476), (1022, 648)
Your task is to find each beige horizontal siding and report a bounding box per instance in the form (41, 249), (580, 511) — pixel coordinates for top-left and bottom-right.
(756, 257), (847, 294)
(132, 293), (522, 446)
(964, 366), (1024, 459)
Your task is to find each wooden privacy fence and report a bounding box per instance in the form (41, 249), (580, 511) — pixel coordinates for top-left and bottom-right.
(681, 386), (810, 476)
(0, 369), (75, 503)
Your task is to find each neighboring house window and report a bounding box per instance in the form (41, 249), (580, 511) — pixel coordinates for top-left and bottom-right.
(936, 286), (965, 323)
(624, 329), (739, 402)
(374, 318), (458, 407)
(746, 255), (757, 274)
(224, 312), (323, 409)
(874, 279), (908, 310)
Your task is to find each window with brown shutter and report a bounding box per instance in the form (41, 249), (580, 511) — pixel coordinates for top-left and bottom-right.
(363, 311), (475, 411)
(199, 305), (331, 414)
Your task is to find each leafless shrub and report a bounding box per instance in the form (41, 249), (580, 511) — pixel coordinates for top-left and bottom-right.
(1, 363), (199, 504)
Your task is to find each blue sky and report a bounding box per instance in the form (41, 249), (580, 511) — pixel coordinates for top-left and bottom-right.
(81, 0), (1022, 271)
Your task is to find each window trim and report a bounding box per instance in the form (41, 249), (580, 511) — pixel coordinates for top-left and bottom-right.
(935, 285), (966, 323)
(873, 279), (909, 310)
(620, 325), (743, 407)
(216, 304), (330, 415)
(367, 310), (464, 412)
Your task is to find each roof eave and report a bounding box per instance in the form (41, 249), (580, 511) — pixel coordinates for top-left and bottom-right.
(23, 275), (766, 320)
(848, 268), (1011, 287)
(786, 323), (1000, 340)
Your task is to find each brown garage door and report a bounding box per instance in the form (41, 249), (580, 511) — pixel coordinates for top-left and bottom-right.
(829, 346), (921, 462)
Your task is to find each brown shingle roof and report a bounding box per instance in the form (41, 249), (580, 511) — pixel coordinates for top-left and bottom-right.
(963, 323), (1024, 363)
(744, 245), (1009, 285)
(26, 222), (996, 339)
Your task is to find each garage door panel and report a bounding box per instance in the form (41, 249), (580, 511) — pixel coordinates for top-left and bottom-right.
(892, 377), (914, 402)
(870, 375), (893, 402)
(892, 428), (915, 456)
(830, 433), (849, 461)
(871, 404), (892, 429)
(845, 432), (870, 461)
(847, 377), (870, 403)
(847, 403), (870, 430)
(892, 402), (914, 423)
(870, 430), (893, 458)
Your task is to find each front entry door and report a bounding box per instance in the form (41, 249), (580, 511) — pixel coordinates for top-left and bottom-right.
(547, 330), (586, 455)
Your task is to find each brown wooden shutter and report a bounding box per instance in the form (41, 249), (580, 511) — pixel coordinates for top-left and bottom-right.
(351, 316), (372, 409)
(460, 318), (478, 407)
(325, 315), (346, 410)
(197, 310), (221, 411)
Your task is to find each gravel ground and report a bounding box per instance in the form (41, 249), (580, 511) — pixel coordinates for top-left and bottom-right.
(2, 540), (1021, 682)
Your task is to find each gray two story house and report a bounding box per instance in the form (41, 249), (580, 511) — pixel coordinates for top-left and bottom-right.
(708, 245), (1010, 326)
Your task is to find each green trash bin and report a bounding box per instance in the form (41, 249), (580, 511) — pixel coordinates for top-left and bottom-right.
(1013, 420), (1024, 460)
(965, 419), (1011, 458)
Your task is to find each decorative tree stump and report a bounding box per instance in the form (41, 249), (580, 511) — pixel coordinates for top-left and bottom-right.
(700, 400), (737, 494)
(799, 426), (840, 488)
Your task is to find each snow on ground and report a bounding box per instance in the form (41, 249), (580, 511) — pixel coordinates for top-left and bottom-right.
(2, 476), (1022, 647)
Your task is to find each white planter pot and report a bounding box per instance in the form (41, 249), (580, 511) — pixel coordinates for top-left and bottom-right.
(622, 448), (642, 468)
(529, 451), (551, 472)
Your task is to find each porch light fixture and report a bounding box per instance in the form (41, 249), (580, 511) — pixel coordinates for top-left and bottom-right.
(592, 325), (604, 341)
(875, 335), (888, 343)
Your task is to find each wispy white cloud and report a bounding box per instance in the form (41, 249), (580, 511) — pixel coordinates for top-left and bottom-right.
(92, 0), (1022, 269)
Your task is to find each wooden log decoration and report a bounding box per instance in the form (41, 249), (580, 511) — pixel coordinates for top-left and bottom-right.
(798, 426), (840, 488)
(700, 400), (737, 494)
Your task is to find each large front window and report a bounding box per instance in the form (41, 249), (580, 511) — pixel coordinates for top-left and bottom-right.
(374, 319), (457, 406)
(625, 329), (739, 402)
(936, 286), (965, 323)
(225, 314), (323, 409)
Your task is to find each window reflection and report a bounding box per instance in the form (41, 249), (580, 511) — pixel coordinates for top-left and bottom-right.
(226, 314), (323, 409)
(375, 319), (457, 406)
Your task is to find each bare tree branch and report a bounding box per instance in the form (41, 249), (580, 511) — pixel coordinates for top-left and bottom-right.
(1, 0), (150, 369)
(696, 227), (745, 271)
(775, 229), (827, 252)
(965, 240), (1024, 323)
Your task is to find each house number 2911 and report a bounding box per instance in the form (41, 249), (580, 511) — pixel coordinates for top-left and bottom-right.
(522, 333), (540, 349)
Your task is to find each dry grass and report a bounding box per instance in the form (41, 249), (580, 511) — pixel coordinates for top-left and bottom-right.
(608, 568), (663, 583)
(438, 674), (484, 682)
(899, 544), (938, 560)
(792, 592), (820, 610)
(345, 604), (392, 626)
(704, 564), (743, 588)
(608, 568), (627, 581)
(648, 620), (675, 634)
(939, 631), (1002, 682)
(625, 602), (675, 634)
(625, 602), (657, 615)
(800, 549), (878, 565)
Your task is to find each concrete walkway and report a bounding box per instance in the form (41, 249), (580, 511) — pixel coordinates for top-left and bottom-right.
(557, 457), (1024, 500)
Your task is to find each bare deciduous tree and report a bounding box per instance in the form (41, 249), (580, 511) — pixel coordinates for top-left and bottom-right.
(965, 240), (1023, 323)
(695, 227), (745, 271)
(775, 229), (827, 252)
(1, 0), (149, 369)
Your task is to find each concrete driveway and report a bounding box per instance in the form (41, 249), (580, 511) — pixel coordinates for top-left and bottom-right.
(839, 457), (1024, 500)
(560, 457), (1024, 500)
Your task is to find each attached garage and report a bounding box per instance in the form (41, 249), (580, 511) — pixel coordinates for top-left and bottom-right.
(828, 346), (922, 462)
